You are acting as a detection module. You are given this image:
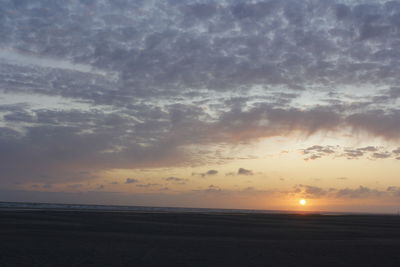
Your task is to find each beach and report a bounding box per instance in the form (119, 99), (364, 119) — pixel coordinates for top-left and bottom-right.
(1, 207), (400, 266)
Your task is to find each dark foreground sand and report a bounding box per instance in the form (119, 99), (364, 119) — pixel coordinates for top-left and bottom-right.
(1, 209), (400, 266)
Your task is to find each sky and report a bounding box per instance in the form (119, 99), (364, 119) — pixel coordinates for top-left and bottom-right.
(1, 0), (400, 213)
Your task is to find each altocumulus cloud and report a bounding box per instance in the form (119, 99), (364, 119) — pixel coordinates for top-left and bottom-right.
(288, 184), (400, 199)
(1, 0), (400, 187)
(301, 145), (400, 161)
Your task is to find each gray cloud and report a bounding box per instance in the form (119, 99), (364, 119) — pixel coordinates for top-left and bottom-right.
(291, 185), (328, 198)
(346, 110), (400, 140)
(1, 0), (400, 104)
(389, 87), (400, 99)
(194, 185), (222, 194)
(302, 145), (399, 161)
(302, 145), (337, 160)
(3, 0), (400, 96)
(164, 177), (188, 184)
(238, 168), (254, 176)
(387, 186), (400, 197)
(335, 186), (381, 198)
(192, 169), (219, 177)
(125, 178), (138, 184)
(226, 168), (256, 176)
(392, 148), (400, 154)
(205, 170), (218, 176)
(290, 184), (395, 199)
(136, 183), (159, 188)
(372, 152), (392, 159)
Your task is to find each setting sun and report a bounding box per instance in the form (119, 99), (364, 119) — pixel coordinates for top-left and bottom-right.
(299, 199), (307, 206)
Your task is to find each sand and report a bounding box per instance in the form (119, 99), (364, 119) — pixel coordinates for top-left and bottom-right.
(1, 209), (400, 266)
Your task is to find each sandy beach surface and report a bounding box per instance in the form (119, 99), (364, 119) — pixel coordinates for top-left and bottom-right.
(1, 209), (400, 266)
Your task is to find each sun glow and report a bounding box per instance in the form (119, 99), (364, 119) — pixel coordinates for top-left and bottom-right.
(299, 199), (307, 206)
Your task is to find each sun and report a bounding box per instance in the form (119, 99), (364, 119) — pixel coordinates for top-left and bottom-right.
(299, 199), (307, 206)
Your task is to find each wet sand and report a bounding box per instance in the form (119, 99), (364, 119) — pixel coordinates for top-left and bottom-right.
(1, 209), (400, 266)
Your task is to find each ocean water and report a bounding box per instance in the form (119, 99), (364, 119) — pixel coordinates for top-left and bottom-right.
(0, 201), (371, 215)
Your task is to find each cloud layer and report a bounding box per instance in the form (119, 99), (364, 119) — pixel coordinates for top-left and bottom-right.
(289, 184), (400, 199)
(302, 145), (400, 160)
(1, 0), (400, 187)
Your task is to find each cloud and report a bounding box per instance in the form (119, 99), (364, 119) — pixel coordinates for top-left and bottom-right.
(387, 186), (400, 197)
(301, 145), (399, 161)
(346, 111), (400, 140)
(2, 0), (400, 188)
(192, 170), (219, 177)
(205, 170), (218, 176)
(238, 168), (254, 176)
(392, 148), (400, 154)
(164, 177), (188, 184)
(211, 106), (342, 142)
(303, 145), (336, 155)
(136, 183), (159, 188)
(291, 185), (328, 198)
(194, 185), (222, 194)
(125, 178), (138, 184)
(389, 87), (400, 99)
(343, 149), (364, 159)
(335, 186), (383, 199)
(4, 0), (398, 97)
(288, 184), (393, 199)
(372, 152), (392, 159)
(302, 145), (337, 161)
(225, 168), (255, 176)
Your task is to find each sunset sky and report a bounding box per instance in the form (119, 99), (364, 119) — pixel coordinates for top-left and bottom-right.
(1, 0), (400, 213)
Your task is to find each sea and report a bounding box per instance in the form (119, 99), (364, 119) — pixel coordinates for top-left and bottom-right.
(0, 201), (383, 216)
